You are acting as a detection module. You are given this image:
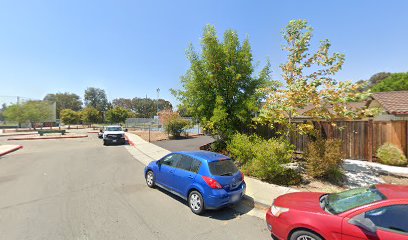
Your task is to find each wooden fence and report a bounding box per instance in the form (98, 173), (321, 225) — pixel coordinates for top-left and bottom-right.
(250, 120), (408, 161)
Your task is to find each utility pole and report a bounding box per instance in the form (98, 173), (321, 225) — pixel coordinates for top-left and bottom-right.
(156, 88), (160, 115)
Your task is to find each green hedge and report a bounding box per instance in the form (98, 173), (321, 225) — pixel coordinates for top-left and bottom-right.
(376, 143), (407, 167)
(227, 133), (300, 185)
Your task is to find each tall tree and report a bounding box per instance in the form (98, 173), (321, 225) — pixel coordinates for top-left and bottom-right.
(3, 101), (53, 129)
(81, 107), (101, 126)
(44, 92), (82, 118)
(131, 98), (156, 118)
(259, 20), (366, 136)
(112, 97), (172, 117)
(172, 25), (270, 141)
(106, 107), (133, 124)
(60, 109), (81, 128)
(371, 72), (408, 92)
(84, 87), (109, 113)
(356, 72), (392, 92)
(157, 99), (173, 112)
(0, 103), (6, 121)
(112, 98), (133, 110)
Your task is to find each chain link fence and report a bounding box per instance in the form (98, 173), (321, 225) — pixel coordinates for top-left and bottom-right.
(125, 117), (201, 134)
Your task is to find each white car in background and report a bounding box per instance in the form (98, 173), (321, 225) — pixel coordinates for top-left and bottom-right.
(101, 125), (127, 145)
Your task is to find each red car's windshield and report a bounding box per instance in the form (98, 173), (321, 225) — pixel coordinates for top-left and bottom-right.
(325, 186), (386, 214)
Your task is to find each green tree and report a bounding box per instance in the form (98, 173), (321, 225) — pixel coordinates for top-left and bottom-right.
(106, 107), (133, 124)
(356, 72), (391, 92)
(44, 92), (82, 118)
(3, 104), (25, 126)
(371, 72), (408, 92)
(157, 99), (172, 112)
(0, 103), (7, 122)
(172, 25), (270, 141)
(84, 87), (109, 113)
(81, 107), (101, 126)
(60, 109), (81, 128)
(3, 101), (53, 129)
(132, 98), (156, 118)
(112, 98), (133, 110)
(259, 20), (366, 137)
(112, 97), (172, 117)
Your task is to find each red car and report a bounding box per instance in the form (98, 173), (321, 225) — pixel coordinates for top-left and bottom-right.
(266, 184), (408, 240)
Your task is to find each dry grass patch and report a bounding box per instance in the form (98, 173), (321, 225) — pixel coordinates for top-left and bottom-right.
(130, 130), (169, 142)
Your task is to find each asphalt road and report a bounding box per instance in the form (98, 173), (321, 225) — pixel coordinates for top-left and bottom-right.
(0, 135), (270, 240)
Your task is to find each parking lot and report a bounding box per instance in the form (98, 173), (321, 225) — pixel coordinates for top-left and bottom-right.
(0, 135), (269, 240)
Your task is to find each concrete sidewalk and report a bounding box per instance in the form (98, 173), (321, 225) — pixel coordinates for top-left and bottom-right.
(0, 132), (38, 137)
(125, 132), (297, 207)
(7, 134), (88, 141)
(0, 145), (23, 157)
(344, 159), (408, 176)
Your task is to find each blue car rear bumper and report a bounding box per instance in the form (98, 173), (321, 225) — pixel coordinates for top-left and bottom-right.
(204, 182), (246, 209)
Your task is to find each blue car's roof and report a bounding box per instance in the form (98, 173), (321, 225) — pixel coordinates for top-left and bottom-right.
(176, 151), (230, 163)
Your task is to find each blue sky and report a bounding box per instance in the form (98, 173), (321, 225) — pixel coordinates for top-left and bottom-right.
(1, 0), (407, 107)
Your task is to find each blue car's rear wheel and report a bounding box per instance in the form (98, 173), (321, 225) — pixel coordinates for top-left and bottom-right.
(146, 171), (155, 188)
(188, 191), (204, 215)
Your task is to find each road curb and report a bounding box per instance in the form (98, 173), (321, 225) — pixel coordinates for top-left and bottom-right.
(7, 135), (88, 141)
(242, 195), (270, 210)
(125, 135), (136, 147)
(0, 145), (23, 157)
(0, 133), (37, 137)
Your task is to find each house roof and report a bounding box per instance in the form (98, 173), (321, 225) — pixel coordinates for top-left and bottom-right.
(372, 91), (408, 115)
(296, 101), (366, 118)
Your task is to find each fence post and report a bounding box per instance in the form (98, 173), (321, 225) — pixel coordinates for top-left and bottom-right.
(367, 119), (373, 162)
(406, 120), (408, 159)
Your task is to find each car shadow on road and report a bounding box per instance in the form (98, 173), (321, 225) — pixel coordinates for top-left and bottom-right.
(103, 140), (131, 147)
(155, 187), (256, 221)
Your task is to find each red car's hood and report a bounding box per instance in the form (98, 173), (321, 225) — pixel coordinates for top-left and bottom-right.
(274, 192), (327, 213)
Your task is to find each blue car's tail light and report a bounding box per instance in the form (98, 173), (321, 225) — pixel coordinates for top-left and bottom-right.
(202, 176), (222, 189)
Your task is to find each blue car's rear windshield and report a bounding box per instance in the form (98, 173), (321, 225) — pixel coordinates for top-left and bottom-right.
(208, 160), (239, 176)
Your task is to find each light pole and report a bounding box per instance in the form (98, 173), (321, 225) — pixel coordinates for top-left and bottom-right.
(156, 88), (160, 115)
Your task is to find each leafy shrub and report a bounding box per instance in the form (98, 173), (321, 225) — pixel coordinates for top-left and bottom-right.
(227, 133), (299, 185)
(269, 168), (303, 186)
(226, 133), (257, 166)
(376, 143), (407, 166)
(210, 140), (227, 153)
(305, 139), (344, 183)
(159, 110), (191, 138)
(246, 138), (296, 183)
(164, 118), (189, 138)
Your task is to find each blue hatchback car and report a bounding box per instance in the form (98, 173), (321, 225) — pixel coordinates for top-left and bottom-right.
(144, 151), (246, 214)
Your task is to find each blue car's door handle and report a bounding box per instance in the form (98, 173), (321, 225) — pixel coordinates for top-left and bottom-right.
(169, 170), (175, 174)
(188, 175), (194, 179)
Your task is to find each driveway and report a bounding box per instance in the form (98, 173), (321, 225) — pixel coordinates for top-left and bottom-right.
(0, 135), (268, 240)
(153, 135), (214, 152)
